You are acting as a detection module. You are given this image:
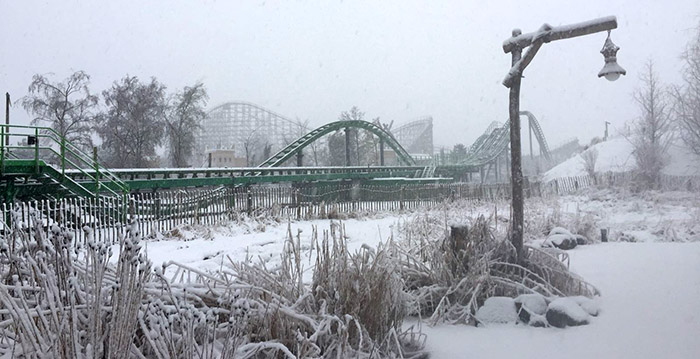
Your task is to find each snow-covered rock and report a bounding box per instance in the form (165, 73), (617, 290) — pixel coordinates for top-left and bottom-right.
(475, 297), (518, 325)
(549, 227), (573, 237)
(514, 293), (548, 315)
(515, 294), (550, 326)
(527, 313), (548, 328)
(570, 296), (600, 316)
(545, 233), (578, 250)
(546, 297), (591, 328)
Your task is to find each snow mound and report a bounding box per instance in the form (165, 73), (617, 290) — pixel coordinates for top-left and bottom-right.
(543, 137), (700, 181)
(475, 297), (518, 325)
(543, 138), (634, 181)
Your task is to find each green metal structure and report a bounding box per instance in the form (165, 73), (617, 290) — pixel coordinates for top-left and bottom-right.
(459, 111), (551, 166)
(258, 120), (416, 167)
(0, 112), (551, 202)
(0, 124), (128, 201)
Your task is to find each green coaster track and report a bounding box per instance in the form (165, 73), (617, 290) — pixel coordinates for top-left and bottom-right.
(0, 112), (550, 202)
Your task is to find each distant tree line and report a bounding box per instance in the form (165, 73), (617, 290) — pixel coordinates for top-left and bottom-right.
(21, 73), (208, 168)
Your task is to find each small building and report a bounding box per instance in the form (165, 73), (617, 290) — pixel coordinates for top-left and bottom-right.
(206, 149), (247, 167)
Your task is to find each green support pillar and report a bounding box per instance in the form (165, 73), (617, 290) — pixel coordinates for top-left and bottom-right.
(345, 128), (351, 166)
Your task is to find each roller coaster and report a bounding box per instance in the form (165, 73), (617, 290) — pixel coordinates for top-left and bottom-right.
(0, 105), (551, 201)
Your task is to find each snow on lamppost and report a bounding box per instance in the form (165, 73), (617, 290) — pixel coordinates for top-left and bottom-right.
(501, 16), (623, 263)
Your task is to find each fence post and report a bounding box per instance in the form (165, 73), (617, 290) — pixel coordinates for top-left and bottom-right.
(227, 186), (235, 218)
(0, 125), (4, 175)
(93, 147), (100, 197)
(34, 127), (39, 174)
(400, 185), (405, 211)
(601, 228), (608, 242)
(61, 135), (66, 178)
(246, 188), (253, 215)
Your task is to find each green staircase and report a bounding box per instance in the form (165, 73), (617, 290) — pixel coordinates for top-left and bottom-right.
(0, 124), (129, 202)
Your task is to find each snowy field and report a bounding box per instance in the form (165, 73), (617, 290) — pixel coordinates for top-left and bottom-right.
(423, 242), (700, 358)
(122, 190), (700, 358)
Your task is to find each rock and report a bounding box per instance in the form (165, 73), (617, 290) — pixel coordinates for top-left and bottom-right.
(546, 297), (590, 328)
(515, 302), (531, 323)
(546, 234), (578, 250)
(514, 293), (548, 315)
(549, 227), (573, 237)
(475, 297), (518, 325)
(528, 313), (548, 327)
(575, 235), (588, 245)
(570, 296), (600, 316)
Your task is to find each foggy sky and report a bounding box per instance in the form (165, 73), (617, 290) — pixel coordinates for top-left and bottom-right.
(1, 0), (699, 150)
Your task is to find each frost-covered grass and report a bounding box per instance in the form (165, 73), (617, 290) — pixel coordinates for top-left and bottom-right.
(4, 187), (697, 358)
(0, 210), (424, 358)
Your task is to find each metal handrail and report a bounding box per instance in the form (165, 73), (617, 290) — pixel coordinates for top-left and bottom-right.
(0, 124), (129, 196)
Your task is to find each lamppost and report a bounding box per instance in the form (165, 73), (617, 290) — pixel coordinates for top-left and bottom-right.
(502, 16), (625, 263)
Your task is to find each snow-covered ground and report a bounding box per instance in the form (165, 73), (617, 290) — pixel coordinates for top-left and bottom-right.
(122, 215), (403, 280)
(423, 242), (700, 359)
(543, 137), (700, 181)
(556, 190), (700, 242)
(126, 191), (700, 358)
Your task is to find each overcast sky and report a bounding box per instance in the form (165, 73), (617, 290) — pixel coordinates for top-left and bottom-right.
(2, 0), (699, 150)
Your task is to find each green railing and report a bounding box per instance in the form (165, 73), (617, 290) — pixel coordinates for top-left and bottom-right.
(0, 124), (129, 197)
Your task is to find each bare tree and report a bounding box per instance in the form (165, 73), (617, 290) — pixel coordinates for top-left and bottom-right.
(328, 130), (346, 166)
(96, 76), (167, 168)
(295, 118), (325, 166)
(672, 23), (700, 155)
(581, 148), (598, 178)
(632, 60), (673, 189)
(242, 130), (261, 166)
(21, 71), (98, 150)
(166, 83), (208, 167)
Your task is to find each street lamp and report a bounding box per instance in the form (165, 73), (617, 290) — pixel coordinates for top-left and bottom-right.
(598, 31), (627, 81)
(501, 16), (624, 263)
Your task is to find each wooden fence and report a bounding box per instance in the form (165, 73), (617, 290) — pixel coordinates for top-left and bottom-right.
(544, 171), (700, 195)
(7, 171), (694, 247)
(2, 181), (529, 247)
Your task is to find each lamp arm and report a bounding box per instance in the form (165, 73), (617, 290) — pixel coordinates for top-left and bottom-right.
(503, 16), (618, 54)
